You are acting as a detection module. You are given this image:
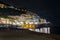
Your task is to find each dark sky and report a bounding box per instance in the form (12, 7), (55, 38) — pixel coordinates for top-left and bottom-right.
(0, 0), (60, 26)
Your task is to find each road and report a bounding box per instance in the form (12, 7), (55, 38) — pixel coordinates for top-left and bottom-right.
(0, 29), (60, 40)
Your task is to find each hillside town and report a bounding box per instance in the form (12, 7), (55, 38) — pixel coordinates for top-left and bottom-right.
(0, 2), (51, 34)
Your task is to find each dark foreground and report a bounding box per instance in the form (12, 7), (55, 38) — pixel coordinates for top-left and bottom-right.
(0, 29), (60, 40)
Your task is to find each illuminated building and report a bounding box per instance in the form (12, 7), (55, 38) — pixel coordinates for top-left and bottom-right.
(0, 1), (52, 34)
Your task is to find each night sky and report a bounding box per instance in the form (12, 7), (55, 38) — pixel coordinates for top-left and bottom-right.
(0, 0), (60, 34)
